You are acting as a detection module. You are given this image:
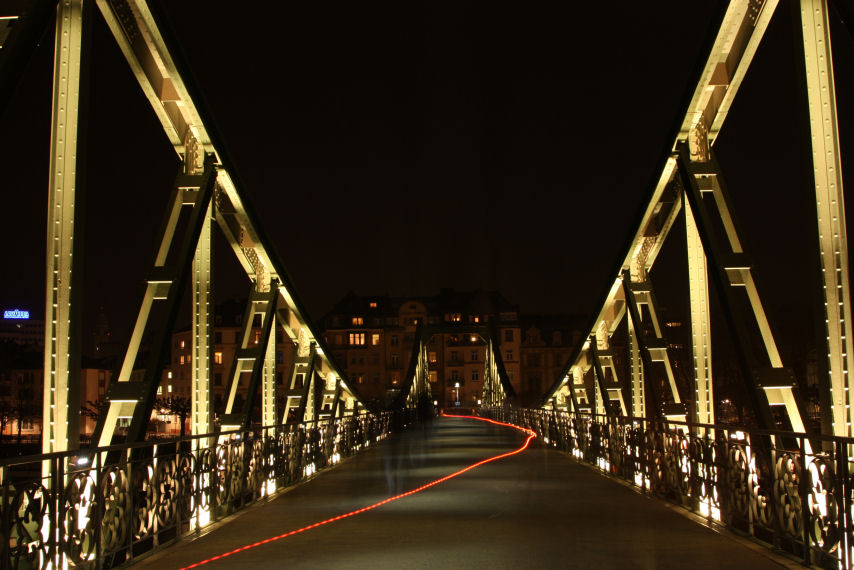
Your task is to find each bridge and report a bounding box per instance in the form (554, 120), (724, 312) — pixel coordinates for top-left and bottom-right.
(0, 0), (851, 568)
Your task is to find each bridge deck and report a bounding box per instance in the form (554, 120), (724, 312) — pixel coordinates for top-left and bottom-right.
(135, 417), (793, 569)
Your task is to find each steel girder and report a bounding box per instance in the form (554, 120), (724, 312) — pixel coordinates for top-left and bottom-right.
(481, 323), (517, 408)
(544, 0), (844, 437)
(43, 0), (85, 457)
(72, 0), (365, 441)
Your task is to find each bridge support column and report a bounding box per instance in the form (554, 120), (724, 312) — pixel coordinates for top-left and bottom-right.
(800, 0), (853, 437)
(43, 0), (85, 457)
(191, 140), (213, 439)
(262, 290), (277, 427)
(685, 198), (714, 426)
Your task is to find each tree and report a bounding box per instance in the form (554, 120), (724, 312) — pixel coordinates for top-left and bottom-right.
(155, 396), (192, 437)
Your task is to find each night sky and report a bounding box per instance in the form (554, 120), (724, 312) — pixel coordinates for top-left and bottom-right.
(1, 0), (852, 355)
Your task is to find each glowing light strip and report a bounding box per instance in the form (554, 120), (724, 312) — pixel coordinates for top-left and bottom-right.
(181, 414), (534, 569)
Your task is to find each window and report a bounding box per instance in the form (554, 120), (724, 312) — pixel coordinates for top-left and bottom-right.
(391, 335), (399, 346)
(392, 373), (400, 385)
(214, 351), (223, 365)
(450, 370), (460, 381)
(372, 353), (379, 364)
(357, 374), (364, 384)
(373, 372), (381, 384)
(471, 351), (478, 361)
(349, 333), (365, 346)
(179, 340), (186, 349)
(371, 333), (380, 346)
(504, 329), (514, 342)
(472, 370), (479, 381)
(157, 386), (163, 395)
(528, 354), (541, 367)
(215, 331), (222, 344)
(168, 385), (173, 393)
(352, 317), (364, 326)
(428, 352), (437, 364)
(429, 371), (438, 383)
(473, 315), (480, 323)
(505, 350), (513, 361)
(450, 350), (458, 361)
(369, 302), (377, 308)
(470, 335), (478, 343)
(451, 313), (461, 322)
(167, 371), (173, 379)
(391, 354), (400, 368)
(179, 355), (185, 365)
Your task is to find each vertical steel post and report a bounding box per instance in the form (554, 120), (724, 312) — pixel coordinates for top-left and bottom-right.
(263, 298), (277, 427)
(685, 196), (714, 426)
(43, 0), (84, 457)
(628, 309), (645, 418)
(191, 200), (213, 438)
(800, 0), (853, 437)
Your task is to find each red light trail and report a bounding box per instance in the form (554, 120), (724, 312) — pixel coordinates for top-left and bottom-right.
(180, 414), (534, 569)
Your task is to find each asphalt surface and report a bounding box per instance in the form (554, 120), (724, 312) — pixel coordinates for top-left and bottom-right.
(132, 416), (794, 569)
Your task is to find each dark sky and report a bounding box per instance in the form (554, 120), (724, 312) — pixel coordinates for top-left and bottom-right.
(1, 0), (852, 353)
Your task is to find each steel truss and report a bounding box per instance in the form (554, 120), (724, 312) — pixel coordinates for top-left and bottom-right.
(543, 0), (849, 437)
(6, 0), (373, 447)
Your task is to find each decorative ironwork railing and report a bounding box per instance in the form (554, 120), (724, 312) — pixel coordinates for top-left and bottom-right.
(482, 406), (853, 569)
(0, 412), (398, 569)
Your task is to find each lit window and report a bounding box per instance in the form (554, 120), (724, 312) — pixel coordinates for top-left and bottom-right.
(429, 371), (438, 383)
(470, 335), (477, 343)
(371, 333), (380, 346)
(392, 373), (400, 385)
(451, 313), (461, 322)
(157, 386), (163, 395)
(179, 340), (186, 349)
(352, 317), (364, 326)
(167, 371), (172, 379)
(473, 316), (480, 323)
(168, 385), (173, 393)
(472, 370), (479, 381)
(505, 351), (513, 361)
(349, 333), (365, 346)
(428, 352), (437, 364)
(179, 355), (185, 365)
(214, 351), (223, 365)
(369, 302), (377, 308)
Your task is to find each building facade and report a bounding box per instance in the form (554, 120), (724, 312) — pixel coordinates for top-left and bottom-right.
(318, 289), (524, 410)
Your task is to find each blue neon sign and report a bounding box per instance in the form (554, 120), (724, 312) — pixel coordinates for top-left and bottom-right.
(3, 309), (29, 320)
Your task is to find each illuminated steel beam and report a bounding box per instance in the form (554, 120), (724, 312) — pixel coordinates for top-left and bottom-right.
(544, 1), (797, 424)
(43, 0), (84, 456)
(220, 287), (278, 432)
(95, 0), (361, 421)
(189, 137), (213, 439)
(800, 0), (853, 437)
(685, 197), (714, 425)
(92, 158), (216, 447)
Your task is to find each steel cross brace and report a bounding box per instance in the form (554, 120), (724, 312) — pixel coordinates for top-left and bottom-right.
(220, 287), (279, 431)
(93, 155), (217, 447)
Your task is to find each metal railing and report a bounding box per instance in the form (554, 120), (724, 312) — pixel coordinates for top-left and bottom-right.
(0, 411), (402, 569)
(482, 406), (853, 569)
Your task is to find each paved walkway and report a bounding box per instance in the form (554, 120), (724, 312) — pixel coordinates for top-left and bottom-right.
(134, 416), (794, 569)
